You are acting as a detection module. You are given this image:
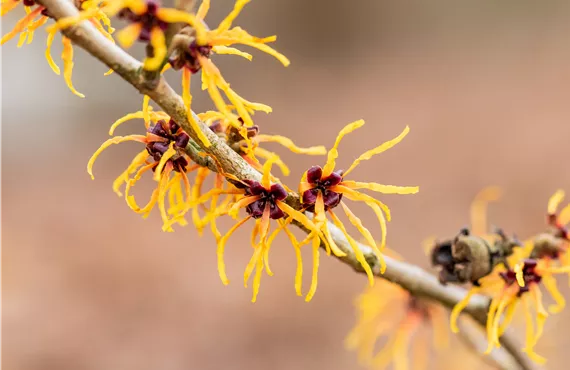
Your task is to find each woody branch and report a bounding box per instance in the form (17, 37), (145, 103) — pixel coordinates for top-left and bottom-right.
(37, 0), (533, 368)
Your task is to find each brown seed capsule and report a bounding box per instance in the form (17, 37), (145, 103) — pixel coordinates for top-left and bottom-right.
(530, 214), (569, 259)
(431, 228), (521, 285)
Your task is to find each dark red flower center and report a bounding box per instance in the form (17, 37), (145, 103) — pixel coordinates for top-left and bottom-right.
(146, 119), (190, 173)
(241, 180), (287, 220)
(500, 259), (542, 296)
(301, 166), (343, 211)
(118, 0), (168, 42)
(169, 40), (212, 73)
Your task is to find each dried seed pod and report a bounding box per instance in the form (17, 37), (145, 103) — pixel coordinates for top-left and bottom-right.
(530, 214), (569, 259)
(432, 228), (521, 285)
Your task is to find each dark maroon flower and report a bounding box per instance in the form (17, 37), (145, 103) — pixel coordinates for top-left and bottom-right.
(209, 121), (225, 134)
(227, 118), (259, 147)
(118, 0), (168, 42)
(146, 119), (190, 173)
(241, 180), (288, 220)
(500, 259), (542, 296)
(301, 165), (344, 211)
(169, 40), (212, 73)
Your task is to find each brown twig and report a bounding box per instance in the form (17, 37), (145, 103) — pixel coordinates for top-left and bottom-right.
(456, 317), (524, 370)
(36, 0), (533, 368)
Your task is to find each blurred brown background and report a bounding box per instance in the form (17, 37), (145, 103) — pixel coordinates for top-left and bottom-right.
(4, 0), (570, 369)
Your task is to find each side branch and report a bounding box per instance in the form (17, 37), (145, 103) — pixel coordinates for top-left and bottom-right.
(37, 1), (532, 368)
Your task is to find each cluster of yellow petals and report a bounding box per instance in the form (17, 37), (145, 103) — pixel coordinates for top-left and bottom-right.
(449, 189), (570, 365)
(2, 0), (114, 97)
(178, 0), (290, 148)
(87, 102), (234, 233)
(216, 157), (325, 302)
(199, 109), (326, 177)
(346, 279), (449, 370)
(87, 101), (332, 302)
(299, 120), (419, 287)
(38, 0), (290, 149)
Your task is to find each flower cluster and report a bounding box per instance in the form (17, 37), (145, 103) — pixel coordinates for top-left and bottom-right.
(49, 0), (289, 148)
(11, 0), (570, 367)
(88, 110), (197, 232)
(166, 0), (290, 147)
(2, 0), (114, 96)
(216, 157), (324, 302)
(434, 189), (570, 365)
(88, 100), (418, 301)
(299, 120), (419, 287)
(346, 279), (450, 370)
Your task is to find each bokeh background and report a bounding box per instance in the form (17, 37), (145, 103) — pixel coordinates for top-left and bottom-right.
(4, 0), (570, 368)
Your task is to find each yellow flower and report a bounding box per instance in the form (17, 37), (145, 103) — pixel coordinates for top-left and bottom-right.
(298, 120), (419, 290)
(87, 111), (198, 232)
(346, 280), (449, 370)
(438, 187), (570, 364)
(216, 156), (324, 302)
(2, 0), (114, 97)
(169, 0), (290, 147)
(484, 259), (570, 364)
(199, 110), (326, 176)
(49, 0), (201, 72)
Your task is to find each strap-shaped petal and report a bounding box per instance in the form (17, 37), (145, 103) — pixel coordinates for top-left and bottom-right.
(1, 6), (43, 45)
(143, 27), (166, 71)
(469, 186), (502, 236)
(46, 6), (99, 32)
(87, 135), (146, 179)
(322, 119), (365, 177)
(341, 180), (419, 195)
(212, 45), (252, 60)
(115, 22), (142, 48)
(254, 147), (289, 176)
(215, 0), (250, 34)
(541, 274), (565, 314)
(304, 235), (321, 302)
(112, 149), (149, 196)
(217, 215), (252, 285)
(45, 29), (61, 74)
(153, 142), (177, 181)
(62, 37), (85, 97)
(182, 67), (212, 147)
(196, 0), (210, 19)
(548, 189), (565, 215)
(331, 185), (392, 222)
(449, 286), (479, 333)
(256, 134), (326, 155)
(329, 210), (374, 285)
(344, 125), (410, 177)
(1, 0), (19, 17)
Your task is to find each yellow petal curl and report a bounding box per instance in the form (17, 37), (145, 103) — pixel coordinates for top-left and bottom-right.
(344, 125), (410, 177)
(255, 134), (327, 155)
(322, 119), (365, 177)
(143, 27), (166, 71)
(61, 37), (85, 97)
(87, 135), (146, 179)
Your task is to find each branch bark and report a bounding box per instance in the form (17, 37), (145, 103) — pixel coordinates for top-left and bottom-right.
(36, 1), (534, 369)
